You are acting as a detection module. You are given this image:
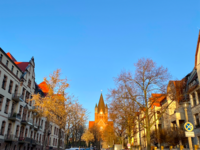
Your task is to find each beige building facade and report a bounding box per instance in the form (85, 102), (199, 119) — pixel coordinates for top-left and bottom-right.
(0, 48), (65, 150)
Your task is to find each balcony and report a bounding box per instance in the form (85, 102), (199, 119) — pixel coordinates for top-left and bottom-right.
(4, 134), (18, 142)
(8, 113), (21, 121)
(12, 93), (24, 102)
(21, 119), (28, 125)
(34, 124), (38, 131)
(31, 139), (36, 146)
(27, 119), (33, 126)
(18, 137), (31, 144)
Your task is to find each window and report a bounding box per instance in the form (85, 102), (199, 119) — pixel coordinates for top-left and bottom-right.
(31, 131), (33, 138)
(6, 60), (9, 67)
(28, 79), (31, 88)
(7, 123), (12, 135)
(16, 70), (18, 77)
(41, 120), (43, 129)
(0, 95), (4, 111)
(0, 54), (3, 62)
(195, 114), (200, 127)
(193, 93), (196, 106)
(25, 91), (30, 103)
(1, 121), (6, 135)
(14, 85), (18, 95)
(2, 75), (7, 90)
(11, 66), (14, 72)
(25, 128), (28, 137)
(54, 127), (56, 135)
(15, 125), (19, 137)
(4, 99), (10, 114)
(20, 126), (24, 137)
(22, 88), (26, 101)
(8, 80), (13, 94)
(19, 105), (23, 116)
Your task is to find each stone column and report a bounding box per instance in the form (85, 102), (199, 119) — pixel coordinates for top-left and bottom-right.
(190, 94), (194, 107)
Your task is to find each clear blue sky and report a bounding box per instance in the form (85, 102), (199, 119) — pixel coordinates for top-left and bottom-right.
(0, 0), (200, 124)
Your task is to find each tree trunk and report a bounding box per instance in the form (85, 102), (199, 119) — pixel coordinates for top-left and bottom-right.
(43, 120), (50, 150)
(57, 128), (62, 150)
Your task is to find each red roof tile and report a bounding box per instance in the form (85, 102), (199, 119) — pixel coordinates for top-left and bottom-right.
(6, 52), (17, 62)
(15, 62), (29, 72)
(38, 81), (49, 94)
(89, 121), (95, 129)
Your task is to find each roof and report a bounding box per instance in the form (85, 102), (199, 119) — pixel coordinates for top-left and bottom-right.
(150, 93), (166, 107)
(15, 62), (29, 72)
(98, 93), (105, 113)
(6, 52), (29, 72)
(195, 30), (200, 69)
(38, 81), (49, 94)
(7, 52), (17, 62)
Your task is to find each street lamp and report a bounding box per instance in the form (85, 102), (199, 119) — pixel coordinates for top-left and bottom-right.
(182, 102), (193, 150)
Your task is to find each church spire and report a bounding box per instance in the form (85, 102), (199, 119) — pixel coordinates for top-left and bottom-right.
(98, 93), (105, 113)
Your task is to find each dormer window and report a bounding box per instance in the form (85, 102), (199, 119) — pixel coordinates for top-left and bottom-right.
(6, 60), (9, 67)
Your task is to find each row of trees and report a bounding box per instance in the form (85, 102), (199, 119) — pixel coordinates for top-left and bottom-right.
(30, 69), (88, 150)
(107, 58), (179, 150)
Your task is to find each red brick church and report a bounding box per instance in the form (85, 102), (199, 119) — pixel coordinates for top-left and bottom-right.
(89, 93), (113, 130)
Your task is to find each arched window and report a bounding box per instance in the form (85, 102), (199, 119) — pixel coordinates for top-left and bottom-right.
(20, 126), (24, 137)
(15, 125), (19, 137)
(1, 121), (6, 135)
(25, 128), (28, 137)
(7, 123), (12, 135)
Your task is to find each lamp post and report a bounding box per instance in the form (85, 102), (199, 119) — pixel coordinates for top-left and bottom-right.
(183, 102), (193, 150)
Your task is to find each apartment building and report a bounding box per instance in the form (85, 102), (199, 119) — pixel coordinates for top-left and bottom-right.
(132, 31), (200, 148)
(0, 48), (65, 150)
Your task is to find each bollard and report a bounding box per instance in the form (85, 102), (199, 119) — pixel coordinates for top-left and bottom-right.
(179, 145), (184, 150)
(161, 146), (164, 150)
(154, 147), (157, 150)
(194, 145), (199, 150)
(169, 146), (173, 150)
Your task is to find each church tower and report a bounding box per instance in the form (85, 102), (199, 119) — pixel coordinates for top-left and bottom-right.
(89, 93), (112, 130)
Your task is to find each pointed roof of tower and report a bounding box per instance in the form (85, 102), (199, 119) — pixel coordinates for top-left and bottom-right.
(95, 103), (98, 107)
(98, 93), (105, 113)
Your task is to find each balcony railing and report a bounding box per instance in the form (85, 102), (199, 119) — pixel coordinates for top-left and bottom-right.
(18, 137), (31, 143)
(27, 119), (33, 125)
(4, 134), (18, 142)
(34, 123), (38, 130)
(12, 93), (24, 102)
(31, 139), (36, 145)
(8, 113), (21, 121)
(21, 119), (28, 125)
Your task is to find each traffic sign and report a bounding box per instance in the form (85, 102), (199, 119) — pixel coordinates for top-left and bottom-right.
(184, 122), (193, 132)
(185, 131), (195, 137)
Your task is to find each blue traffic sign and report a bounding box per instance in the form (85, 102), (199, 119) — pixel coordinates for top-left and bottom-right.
(184, 122), (193, 132)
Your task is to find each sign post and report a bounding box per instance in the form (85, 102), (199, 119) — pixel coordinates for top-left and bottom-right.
(184, 122), (194, 150)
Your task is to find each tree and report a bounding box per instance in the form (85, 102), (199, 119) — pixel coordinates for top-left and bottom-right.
(89, 124), (101, 146)
(108, 58), (173, 150)
(65, 101), (88, 147)
(108, 92), (139, 147)
(102, 125), (115, 148)
(81, 129), (94, 147)
(31, 69), (70, 150)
